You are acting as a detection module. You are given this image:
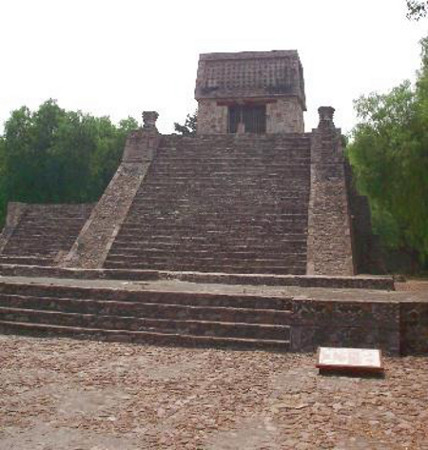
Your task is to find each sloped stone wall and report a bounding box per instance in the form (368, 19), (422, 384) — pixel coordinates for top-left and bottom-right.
(306, 107), (354, 276)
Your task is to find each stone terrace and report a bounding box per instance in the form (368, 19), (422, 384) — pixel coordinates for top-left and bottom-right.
(0, 275), (426, 355)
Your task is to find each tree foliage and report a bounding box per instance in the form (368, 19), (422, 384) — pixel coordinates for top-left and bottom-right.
(0, 100), (137, 225)
(406, 0), (428, 20)
(348, 37), (428, 262)
(174, 111), (197, 136)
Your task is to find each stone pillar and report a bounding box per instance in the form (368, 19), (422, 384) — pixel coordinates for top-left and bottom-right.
(142, 111), (159, 130)
(306, 107), (354, 276)
(123, 111), (160, 163)
(63, 111), (161, 269)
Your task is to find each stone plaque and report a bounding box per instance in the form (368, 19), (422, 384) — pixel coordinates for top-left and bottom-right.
(316, 347), (384, 374)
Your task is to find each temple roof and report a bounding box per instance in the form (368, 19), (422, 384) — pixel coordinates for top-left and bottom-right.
(195, 50), (306, 109)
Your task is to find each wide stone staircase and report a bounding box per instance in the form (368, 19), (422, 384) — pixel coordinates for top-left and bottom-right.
(104, 134), (311, 274)
(0, 204), (93, 266)
(0, 280), (292, 350)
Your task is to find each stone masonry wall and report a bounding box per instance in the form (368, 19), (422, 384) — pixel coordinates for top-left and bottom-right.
(306, 107), (354, 276)
(290, 298), (401, 355)
(63, 114), (160, 269)
(400, 302), (428, 355)
(197, 97), (304, 134)
(266, 97), (304, 133)
(197, 100), (228, 134)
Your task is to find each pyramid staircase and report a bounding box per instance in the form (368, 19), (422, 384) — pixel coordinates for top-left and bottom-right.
(104, 134), (311, 274)
(0, 204), (93, 266)
(0, 280), (292, 350)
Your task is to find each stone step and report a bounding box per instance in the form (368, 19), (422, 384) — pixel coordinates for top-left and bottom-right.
(103, 260), (306, 274)
(9, 225), (85, 233)
(125, 211), (309, 217)
(138, 181), (309, 188)
(104, 256), (306, 268)
(0, 285), (292, 310)
(112, 234), (308, 243)
(109, 243), (307, 254)
(153, 160), (310, 166)
(151, 166), (310, 172)
(157, 148), (311, 154)
(131, 196), (310, 204)
(109, 244), (307, 255)
(2, 246), (71, 254)
(148, 169), (310, 176)
(0, 277), (293, 350)
(113, 232), (308, 242)
(119, 222), (308, 230)
(126, 219), (308, 226)
(154, 153), (310, 159)
(19, 215), (90, 221)
(119, 225), (309, 233)
(4, 239), (76, 247)
(0, 256), (53, 266)
(0, 320), (290, 350)
(23, 212), (92, 220)
(0, 307), (290, 340)
(127, 210), (309, 217)
(106, 254), (307, 265)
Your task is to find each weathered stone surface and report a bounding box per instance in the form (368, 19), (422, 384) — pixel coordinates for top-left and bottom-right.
(0, 51), (398, 356)
(195, 50), (306, 135)
(0, 204), (93, 266)
(0, 264), (395, 289)
(103, 133), (311, 275)
(0, 275), (425, 354)
(306, 107), (354, 276)
(195, 50), (306, 104)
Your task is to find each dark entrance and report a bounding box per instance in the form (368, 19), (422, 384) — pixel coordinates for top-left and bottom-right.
(228, 104), (266, 134)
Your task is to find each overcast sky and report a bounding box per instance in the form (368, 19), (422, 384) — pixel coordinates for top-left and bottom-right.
(0, 0), (426, 135)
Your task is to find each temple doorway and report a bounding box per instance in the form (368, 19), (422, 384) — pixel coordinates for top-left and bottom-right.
(228, 104), (266, 134)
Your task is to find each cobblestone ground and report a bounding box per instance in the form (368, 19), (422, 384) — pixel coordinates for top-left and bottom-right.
(0, 335), (427, 450)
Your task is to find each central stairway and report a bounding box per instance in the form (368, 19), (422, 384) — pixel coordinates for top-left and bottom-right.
(0, 280), (292, 350)
(104, 134), (311, 274)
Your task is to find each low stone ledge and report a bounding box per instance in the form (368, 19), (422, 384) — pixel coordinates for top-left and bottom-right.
(0, 264), (394, 290)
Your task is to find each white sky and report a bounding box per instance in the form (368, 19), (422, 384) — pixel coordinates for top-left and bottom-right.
(0, 0), (426, 135)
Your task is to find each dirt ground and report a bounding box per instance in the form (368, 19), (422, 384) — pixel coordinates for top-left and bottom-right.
(0, 335), (427, 450)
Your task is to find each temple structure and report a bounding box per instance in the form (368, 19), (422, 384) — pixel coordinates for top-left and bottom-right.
(195, 51), (305, 134)
(2, 50), (415, 356)
(0, 50), (382, 276)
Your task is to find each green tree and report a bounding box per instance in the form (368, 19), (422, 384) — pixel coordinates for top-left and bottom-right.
(174, 110), (197, 136)
(348, 38), (428, 264)
(0, 137), (6, 225)
(406, 0), (428, 20)
(0, 100), (137, 225)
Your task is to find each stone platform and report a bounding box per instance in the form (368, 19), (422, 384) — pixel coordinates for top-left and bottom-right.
(0, 271), (426, 355)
